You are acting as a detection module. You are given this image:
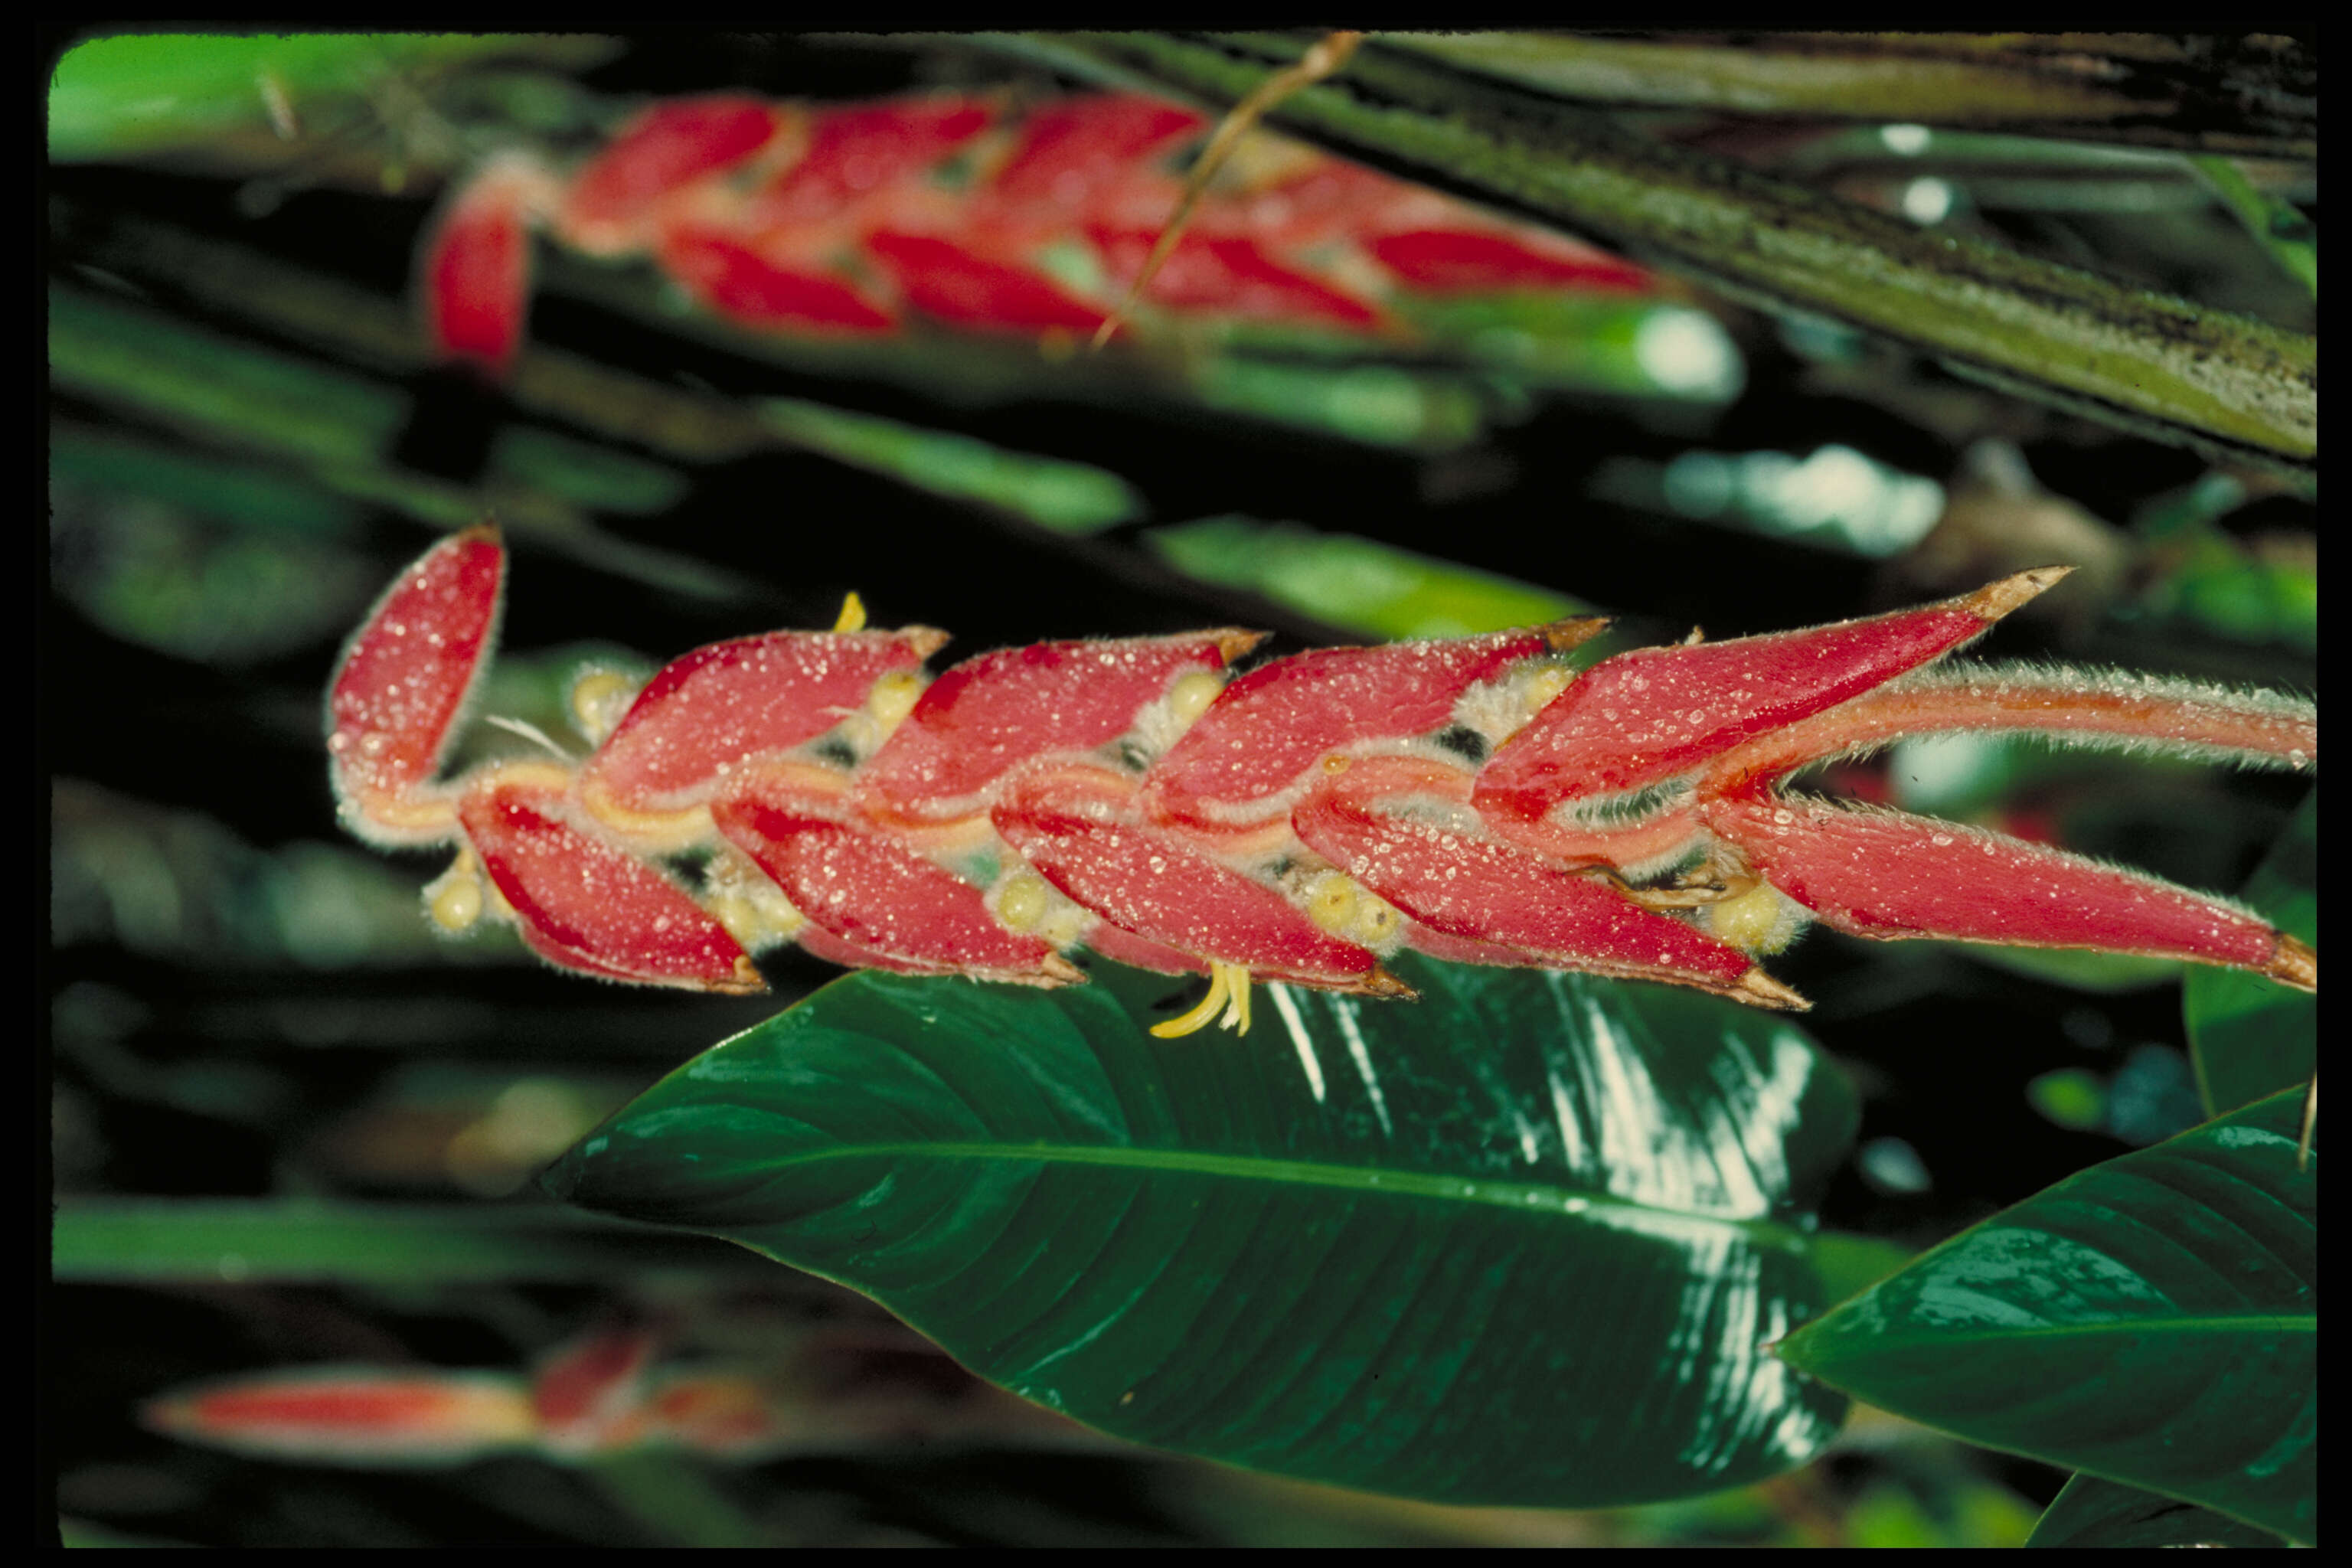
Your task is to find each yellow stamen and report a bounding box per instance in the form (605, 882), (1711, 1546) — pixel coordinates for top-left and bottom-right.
(1151, 964), (1231, 1037)
(1220, 965), (1253, 1034)
(833, 592), (867, 633)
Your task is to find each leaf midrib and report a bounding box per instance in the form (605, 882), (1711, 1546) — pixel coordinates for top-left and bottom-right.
(1833, 1313), (2314, 1343)
(732, 1137), (1816, 1246)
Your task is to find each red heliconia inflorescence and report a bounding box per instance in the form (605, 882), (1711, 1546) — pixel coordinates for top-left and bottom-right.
(418, 90), (1658, 372)
(328, 527), (2317, 1035)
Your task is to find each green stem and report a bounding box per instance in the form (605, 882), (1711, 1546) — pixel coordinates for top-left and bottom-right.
(54, 1198), (780, 1282)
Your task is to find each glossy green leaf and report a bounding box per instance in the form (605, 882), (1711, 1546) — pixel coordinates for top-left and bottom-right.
(549, 955), (1857, 1507)
(1777, 1089), (2316, 1545)
(2027, 1472), (2287, 1548)
(2186, 789), (2317, 1118)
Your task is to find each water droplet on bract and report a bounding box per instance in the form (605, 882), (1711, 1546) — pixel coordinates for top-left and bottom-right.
(358, 731), (389, 758)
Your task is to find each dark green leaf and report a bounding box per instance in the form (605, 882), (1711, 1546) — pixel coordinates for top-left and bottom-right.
(1777, 1089), (2316, 1545)
(550, 955), (1858, 1507)
(2027, 1472), (2287, 1548)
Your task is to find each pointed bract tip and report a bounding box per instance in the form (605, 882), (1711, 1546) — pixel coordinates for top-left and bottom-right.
(454, 519), (502, 547)
(2269, 933), (2317, 993)
(1357, 966), (1419, 1001)
(1963, 564), (2073, 622)
(718, 956), (767, 995)
(1040, 952), (1088, 987)
(1733, 967), (1811, 1011)
(1540, 616), (1612, 653)
(1210, 628), (1272, 665)
(900, 625), (952, 660)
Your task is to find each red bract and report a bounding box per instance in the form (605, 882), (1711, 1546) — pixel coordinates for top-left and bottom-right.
(328, 527), (2317, 1034)
(141, 1369), (541, 1465)
(417, 90), (1655, 371)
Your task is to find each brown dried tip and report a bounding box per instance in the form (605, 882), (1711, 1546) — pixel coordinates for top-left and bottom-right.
(2269, 933), (2318, 993)
(1732, 967), (1812, 1011)
(1540, 616), (1612, 654)
(456, 519), (502, 546)
(1962, 565), (2073, 623)
(1352, 966), (1419, 1001)
(1209, 628), (1272, 665)
(717, 956), (768, 996)
(1040, 952), (1089, 988)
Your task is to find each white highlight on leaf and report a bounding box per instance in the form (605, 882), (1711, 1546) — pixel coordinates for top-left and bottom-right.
(1547, 1067), (1588, 1175)
(1331, 998), (1391, 1137)
(1266, 982), (1325, 1104)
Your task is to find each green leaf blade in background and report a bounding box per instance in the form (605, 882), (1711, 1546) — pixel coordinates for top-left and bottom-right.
(549, 955), (1860, 1507)
(1777, 1089), (2316, 1545)
(2186, 789), (2317, 1119)
(1145, 515), (1588, 640)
